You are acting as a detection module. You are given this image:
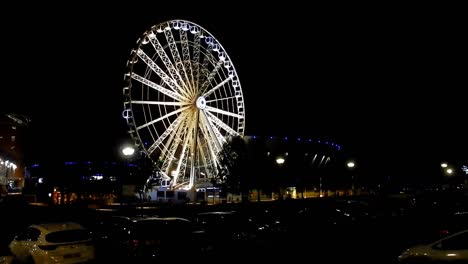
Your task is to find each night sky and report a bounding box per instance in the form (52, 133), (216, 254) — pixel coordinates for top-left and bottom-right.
(1, 3), (466, 181)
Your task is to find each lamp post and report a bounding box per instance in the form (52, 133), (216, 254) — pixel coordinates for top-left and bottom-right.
(276, 157), (285, 200)
(121, 145), (135, 206)
(347, 161), (356, 196)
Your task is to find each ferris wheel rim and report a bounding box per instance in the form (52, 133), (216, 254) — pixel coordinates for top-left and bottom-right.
(123, 19), (245, 190)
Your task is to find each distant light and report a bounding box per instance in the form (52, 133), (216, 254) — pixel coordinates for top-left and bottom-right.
(252, 135), (256, 139)
(297, 138), (301, 141)
(91, 175), (103, 180)
(462, 165), (468, 174)
(446, 168), (453, 174)
(122, 146), (135, 156)
(284, 137), (288, 140)
(48, 193), (52, 197)
(347, 162), (355, 168)
(308, 139), (312, 142)
(38, 178), (44, 184)
(276, 158), (285, 165)
(441, 163), (448, 168)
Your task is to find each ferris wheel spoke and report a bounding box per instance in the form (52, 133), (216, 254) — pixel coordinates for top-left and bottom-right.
(204, 110), (239, 136)
(160, 117), (189, 176)
(131, 100), (188, 106)
(198, 120), (221, 168)
(200, 112), (224, 152)
(148, 30), (192, 96)
(206, 96), (237, 103)
(196, 138), (214, 178)
(136, 49), (190, 100)
(205, 105), (244, 119)
(164, 26), (194, 93)
(197, 49), (217, 92)
(201, 75), (233, 98)
(136, 105), (190, 130)
(201, 111), (227, 147)
(147, 113), (187, 155)
(172, 113), (197, 186)
(179, 27), (196, 96)
(192, 32), (201, 92)
(131, 73), (185, 101)
(160, 113), (191, 167)
(199, 60), (223, 95)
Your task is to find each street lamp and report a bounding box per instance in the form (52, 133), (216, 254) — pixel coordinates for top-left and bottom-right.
(120, 145), (136, 205)
(347, 160), (356, 196)
(122, 146), (135, 157)
(276, 157), (285, 165)
(275, 157), (286, 200)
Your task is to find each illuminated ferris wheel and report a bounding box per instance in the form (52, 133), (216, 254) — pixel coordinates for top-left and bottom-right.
(123, 19), (245, 190)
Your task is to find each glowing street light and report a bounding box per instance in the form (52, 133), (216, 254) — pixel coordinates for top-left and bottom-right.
(276, 157), (285, 165)
(347, 161), (355, 168)
(446, 168), (453, 175)
(122, 146), (135, 156)
(441, 162), (448, 168)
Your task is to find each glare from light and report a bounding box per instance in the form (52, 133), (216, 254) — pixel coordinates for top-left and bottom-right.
(347, 162), (355, 168)
(38, 178), (44, 184)
(446, 168), (453, 174)
(48, 193), (52, 197)
(122, 146), (135, 156)
(441, 163), (448, 168)
(276, 158), (285, 165)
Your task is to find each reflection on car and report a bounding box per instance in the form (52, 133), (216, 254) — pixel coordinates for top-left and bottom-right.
(9, 222), (95, 264)
(398, 228), (468, 263)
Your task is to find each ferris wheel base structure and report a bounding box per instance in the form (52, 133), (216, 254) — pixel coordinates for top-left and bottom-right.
(142, 184), (226, 204)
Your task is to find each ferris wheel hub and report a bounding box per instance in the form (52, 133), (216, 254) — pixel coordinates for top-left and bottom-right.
(196, 96), (207, 110)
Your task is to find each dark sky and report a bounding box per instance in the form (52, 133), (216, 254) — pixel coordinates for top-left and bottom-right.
(1, 3), (466, 180)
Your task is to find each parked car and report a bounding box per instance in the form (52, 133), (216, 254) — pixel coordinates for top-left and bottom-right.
(93, 215), (207, 261)
(398, 228), (468, 263)
(193, 211), (259, 255)
(9, 222), (95, 264)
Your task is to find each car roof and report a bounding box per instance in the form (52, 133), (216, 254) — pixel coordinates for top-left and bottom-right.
(111, 215), (190, 222)
(431, 228), (468, 246)
(197, 211), (236, 215)
(31, 222), (84, 233)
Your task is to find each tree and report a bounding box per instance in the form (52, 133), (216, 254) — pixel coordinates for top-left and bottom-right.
(217, 135), (249, 200)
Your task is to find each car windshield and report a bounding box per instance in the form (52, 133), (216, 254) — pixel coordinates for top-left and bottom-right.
(45, 229), (91, 243)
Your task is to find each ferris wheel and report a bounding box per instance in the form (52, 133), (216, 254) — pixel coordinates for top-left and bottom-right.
(122, 19), (245, 190)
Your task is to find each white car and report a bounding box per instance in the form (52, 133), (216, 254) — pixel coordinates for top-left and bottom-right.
(9, 222), (95, 263)
(398, 228), (468, 263)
